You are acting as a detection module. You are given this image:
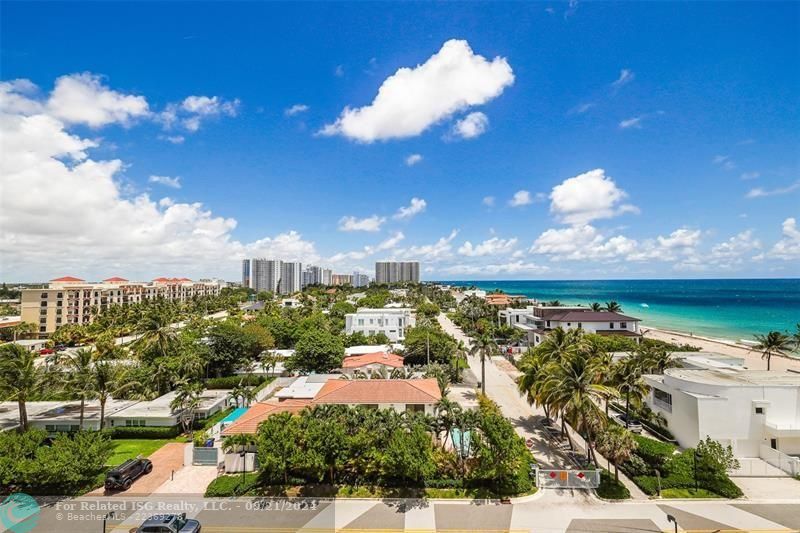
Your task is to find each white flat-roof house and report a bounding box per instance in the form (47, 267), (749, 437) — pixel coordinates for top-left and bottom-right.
(644, 368), (800, 475)
(499, 305), (641, 346)
(345, 308), (415, 342)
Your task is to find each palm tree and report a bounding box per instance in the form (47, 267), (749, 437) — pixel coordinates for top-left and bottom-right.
(171, 381), (203, 436)
(641, 346), (679, 374)
(0, 343), (43, 432)
(753, 331), (793, 371)
(94, 360), (138, 429)
(538, 327), (583, 363)
(589, 302), (603, 312)
(793, 323), (800, 352)
(596, 425), (638, 481)
(546, 300), (562, 307)
(134, 306), (178, 361)
(240, 386), (257, 407)
(59, 348), (96, 429)
(469, 334), (497, 395)
(517, 352), (554, 420)
(614, 358), (649, 428)
(542, 350), (618, 465)
(604, 301), (622, 312)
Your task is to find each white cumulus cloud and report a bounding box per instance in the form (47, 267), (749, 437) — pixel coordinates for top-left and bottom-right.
(549, 169), (639, 225)
(320, 39), (514, 142)
(509, 190), (532, 207)
(451, 111), (488, 139)
(405, 154), (423, 166)
(767, 218), (800, 259)
(394, 197), (427, 220)
(148, 175), (181, 189)
(458, 237), (518, 257)
(284, 104), (310, 116)
(337, 215), (386, 232)
(46, 73), (149, 128)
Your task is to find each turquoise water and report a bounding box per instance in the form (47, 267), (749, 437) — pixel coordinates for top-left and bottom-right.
(221, 407), (249, 423)
(446, 279), (800, 342)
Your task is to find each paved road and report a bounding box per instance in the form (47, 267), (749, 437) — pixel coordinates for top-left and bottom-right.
(10, 494), (800, 532)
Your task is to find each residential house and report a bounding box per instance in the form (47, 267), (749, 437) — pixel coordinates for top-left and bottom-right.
(344, 307), (415, 342)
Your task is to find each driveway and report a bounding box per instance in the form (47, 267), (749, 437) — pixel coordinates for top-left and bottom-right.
(90, 442), (187, 497)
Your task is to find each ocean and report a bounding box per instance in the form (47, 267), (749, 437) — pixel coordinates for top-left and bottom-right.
(444, 279), (800, 343)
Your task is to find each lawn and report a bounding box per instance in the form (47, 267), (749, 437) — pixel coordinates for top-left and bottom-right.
(660, 487), (721, 498)
(106, 439), (172, 466)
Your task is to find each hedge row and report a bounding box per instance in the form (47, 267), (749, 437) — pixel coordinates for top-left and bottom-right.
(205, 473), (259, 497)
(105, 426), (181, 439)
(204, 374), (269, 389)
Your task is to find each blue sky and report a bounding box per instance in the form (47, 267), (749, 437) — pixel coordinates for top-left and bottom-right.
(1, 1), (798, 282)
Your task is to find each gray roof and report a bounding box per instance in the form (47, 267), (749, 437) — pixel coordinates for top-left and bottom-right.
(547, 310), (639, 322)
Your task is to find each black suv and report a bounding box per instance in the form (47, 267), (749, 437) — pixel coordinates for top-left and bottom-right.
(105, 457), (153, 490)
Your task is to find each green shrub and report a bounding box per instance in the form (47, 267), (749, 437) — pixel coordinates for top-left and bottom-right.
(205, 473), (259, 497)
(596, 470), (630, 499)
(204, 374), (267, 389)
(424, 478), (464, 489)
(106, 426), (180, 439)
(632, 434), (676, 471)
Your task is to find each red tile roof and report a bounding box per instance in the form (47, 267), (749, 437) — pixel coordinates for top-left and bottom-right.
(341, 352), (404, 369)
(312, 379), (441, 405)
(152, 277), (170, 282)
(221, 399), (310, 436)
(50, 276), (84, 282)
(103, 277), (128, 282)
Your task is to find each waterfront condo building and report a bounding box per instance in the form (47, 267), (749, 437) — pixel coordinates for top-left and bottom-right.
(21, 276), (224, 336)
(352, 272), (370, 288)
(374, 261), (420, 284)
(331, 274), (353, 286)
(244, 258), (281, 294)
(345, 307), (416, 342)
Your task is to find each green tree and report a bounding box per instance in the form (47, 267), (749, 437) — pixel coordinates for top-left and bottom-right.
(256, 412), (301, 484)
(473, 396), (533, 494)
(752, 330), (793, 371)
(596, 425), (638, 481)
(170, 381), (203, 436)
(604, 301), (622, 312)
(93, 360), (137, 429)
(614, 357), (649, 428)
(403, 325), (457, 366)
(589, 302), (603, 312)
(469, 334), (498, 395)
(287, 329), (345, 373)
(58, 348), (96, 429)
(0, 343), (43, 432)
(695, 436), (740, 485)
(381, 423), (437, 483)
(299, 408), (348, 483)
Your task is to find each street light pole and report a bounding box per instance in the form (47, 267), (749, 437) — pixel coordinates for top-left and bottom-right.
(693, 449), (701, 493)
(102, 511), (115, 533)
(666, 514), (678, 533)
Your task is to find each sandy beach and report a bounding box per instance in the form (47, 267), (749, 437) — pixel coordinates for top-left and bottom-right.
(643, 326), (800, 372)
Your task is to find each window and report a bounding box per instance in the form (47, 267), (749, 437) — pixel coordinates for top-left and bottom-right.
(40, 301), (47, 307)
(577, 322), (582, 329)
(755, 406), (764, 415)
(546, 320), (551, 328)
(125, 419), (146, 427)
(621, 321), (627, 329)
(609, 322), (615, 329)
(57, 292), (63, 298)
(407, 404), (425, 413)
(41, 293), (48, 298)
(515, 315), (520, 323)
(653, 388), (672, 412)
(567, 322), (571, 327)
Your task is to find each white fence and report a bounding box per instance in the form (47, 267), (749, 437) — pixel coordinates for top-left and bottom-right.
(759, 444), (800, 476)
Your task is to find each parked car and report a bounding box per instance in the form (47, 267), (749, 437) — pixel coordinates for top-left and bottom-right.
(39, 348), (54, 355)
(615, 413), (643, 433)
(53, 344), (67, 352)
(105, 457), (152, 490)
(134, 514), (201, 533)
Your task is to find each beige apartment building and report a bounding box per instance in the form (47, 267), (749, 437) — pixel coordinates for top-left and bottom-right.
(21, 276), (224, 336)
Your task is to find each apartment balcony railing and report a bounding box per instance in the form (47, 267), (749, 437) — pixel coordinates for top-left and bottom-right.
(759, 444), (800, 476)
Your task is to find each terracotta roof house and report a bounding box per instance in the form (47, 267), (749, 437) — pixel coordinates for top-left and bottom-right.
(103, 277), (129, 283)
(221, 399), (310, 436)
(485, 293), (512, 307)
(312, 378), (441, 415)
(340, 352), (404, 376)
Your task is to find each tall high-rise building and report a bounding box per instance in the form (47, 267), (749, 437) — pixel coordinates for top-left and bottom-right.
(241, 259), (251, 288)
(280, 262), (302, 294)
(303, 265), (323, 287)
(375, 261), (420, 284)
(251, 259), (282, 294)
(321, 268), (333, 286)
(352, 271), (370, 288)
(331, 274), (352, 286)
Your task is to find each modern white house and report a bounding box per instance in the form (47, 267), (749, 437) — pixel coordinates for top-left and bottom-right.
(499, 305), (641, 346)
(345, 307), (415, 342)
(644, 368), (800, 475)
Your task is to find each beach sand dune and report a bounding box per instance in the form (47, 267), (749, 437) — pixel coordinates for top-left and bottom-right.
(644, 327), (800, 372)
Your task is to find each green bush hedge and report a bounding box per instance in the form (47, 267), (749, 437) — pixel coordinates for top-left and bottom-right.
(205, 473), (259, 497)
(632, 434), (676, 471)
(424, 478), (464, 489)
(204, 374), (268, 389)
(596, 470), (630, 500)
(106, 426), (180, 439)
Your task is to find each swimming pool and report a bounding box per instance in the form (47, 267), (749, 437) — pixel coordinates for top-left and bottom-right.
(221, 407), (248, 424)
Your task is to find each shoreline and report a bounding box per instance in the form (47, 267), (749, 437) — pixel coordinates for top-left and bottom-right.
(643, 326), (800, 372)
